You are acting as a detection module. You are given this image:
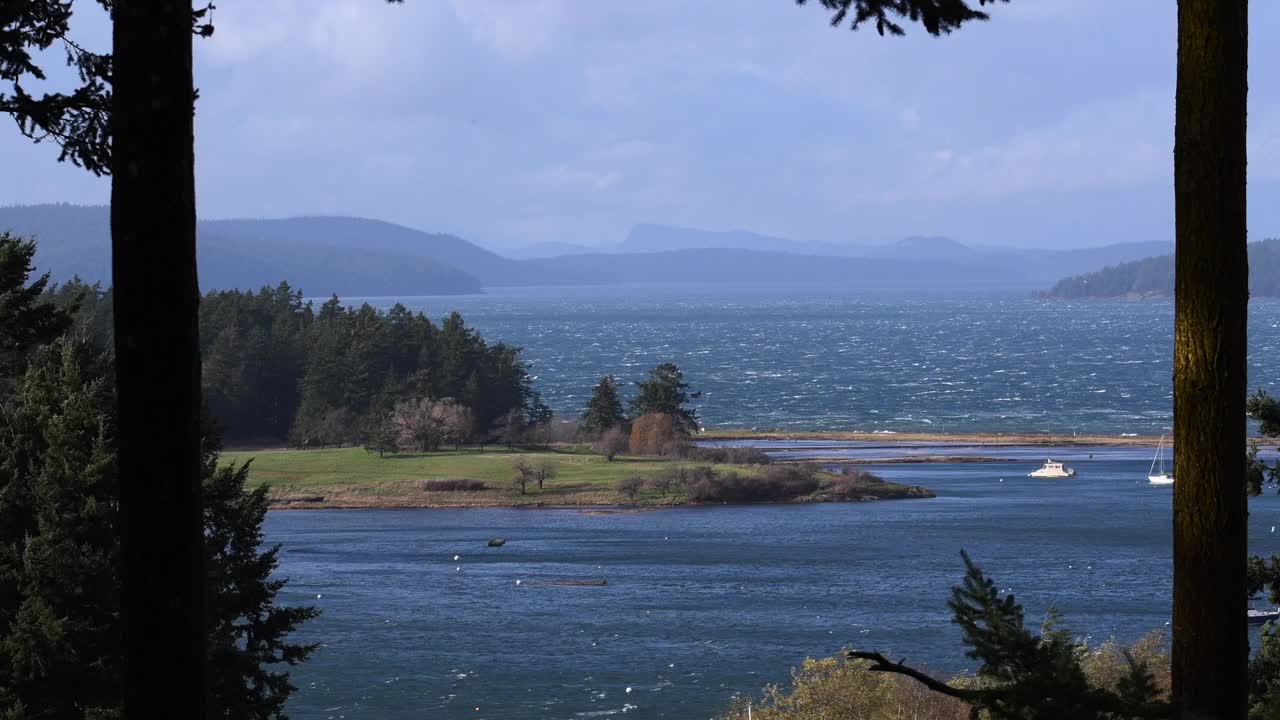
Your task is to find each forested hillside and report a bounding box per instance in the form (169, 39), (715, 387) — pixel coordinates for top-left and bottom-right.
(61, 280), (541, 446)
(1042, 239), (1280, 298)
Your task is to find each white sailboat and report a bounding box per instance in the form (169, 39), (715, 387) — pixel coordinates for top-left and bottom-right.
(1149, 434), (1174, 485)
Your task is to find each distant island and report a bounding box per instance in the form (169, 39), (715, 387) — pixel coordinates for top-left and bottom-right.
(4, 204), (1170, 297)
(1040, 238), (1280, 299)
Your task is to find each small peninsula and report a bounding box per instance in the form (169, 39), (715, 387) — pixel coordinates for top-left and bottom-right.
(225, 446), (934, 510)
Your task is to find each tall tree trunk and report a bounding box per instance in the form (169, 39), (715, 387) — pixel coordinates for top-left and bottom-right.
(1172, 1), (1248, 718)
(112, 2), (204, 718)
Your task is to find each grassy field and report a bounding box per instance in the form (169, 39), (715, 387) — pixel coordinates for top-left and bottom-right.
(224, 446), (706, 509)
(220, 445), (929, 509)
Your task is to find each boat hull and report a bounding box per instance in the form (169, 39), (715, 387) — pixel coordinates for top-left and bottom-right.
(1148, 475), (1174, 486)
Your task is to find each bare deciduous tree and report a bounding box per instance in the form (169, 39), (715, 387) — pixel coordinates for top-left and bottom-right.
(593, 426), (628, 461)
(534, 460), (558, 490)
(512, 458), (534, 495)
(616, 475), (645, 501)
(391, 397), (447, 452)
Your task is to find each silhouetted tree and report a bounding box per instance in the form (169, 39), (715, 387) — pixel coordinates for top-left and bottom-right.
(797, 1), (1249, 716)
(108, 3), (209, 715)
(630, 364), (700, 436)
(582, 375), (627, 436)
(1169, 4), (1249, 717)
(843, 553), (1166, 719)
(797, 0), (1003, 36)
(0, 339), (318, 719)
(0, 234), (75, 383)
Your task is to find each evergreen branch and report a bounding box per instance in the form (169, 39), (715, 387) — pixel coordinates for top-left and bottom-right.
(843, 650), (981, 701)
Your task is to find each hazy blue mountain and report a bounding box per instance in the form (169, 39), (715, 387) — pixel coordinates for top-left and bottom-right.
(1042, 239), (1280, 298)
(200, 216), (522, 286)
(506, 241), (607, 259)
(519, 248), (997, 289)
(621, 223), (851, 256)
(620, 223), (1167, 279)
(0, 205), (483, 296)
(3, 204), (1185, 295)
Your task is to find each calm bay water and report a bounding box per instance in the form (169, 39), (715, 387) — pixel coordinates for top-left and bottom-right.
(272, 289), (1280, 718)
(269, 445), (1280, 719)
(347, 287), (1280, 434)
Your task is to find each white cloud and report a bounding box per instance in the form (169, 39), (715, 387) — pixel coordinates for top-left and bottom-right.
(532, 164), (621, 192)
(906, 92), (1173, 200)
(449, 0), (567, 59)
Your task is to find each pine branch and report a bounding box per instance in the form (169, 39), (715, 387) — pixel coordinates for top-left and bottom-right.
(843, 650), (982, 701)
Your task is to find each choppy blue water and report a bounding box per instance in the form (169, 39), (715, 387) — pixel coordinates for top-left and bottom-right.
(347, 287), (1280, 434)
(269, 445), (1280, 719)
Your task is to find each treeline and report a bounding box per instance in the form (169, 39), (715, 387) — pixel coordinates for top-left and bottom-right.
(54, 280), (542, 446)
(1041, 238), (1280, 299)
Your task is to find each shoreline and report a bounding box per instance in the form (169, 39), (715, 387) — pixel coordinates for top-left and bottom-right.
(698, 429), (1168, 446)
(267, 489), (936, 511)
(227, 430), (1168, 456)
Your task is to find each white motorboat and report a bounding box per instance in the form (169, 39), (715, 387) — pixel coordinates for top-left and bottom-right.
(1028, 458), (1076, 478)
(1249, 608), (1280, 624)
(1148, 434), (1173, 485)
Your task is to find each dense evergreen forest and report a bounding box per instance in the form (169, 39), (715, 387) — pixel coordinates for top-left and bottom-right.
(1042, 238), (1280, 299)
(56, 279), (541, 446)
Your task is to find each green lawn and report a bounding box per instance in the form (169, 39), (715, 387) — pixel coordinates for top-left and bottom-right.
(223, 445), (671, 489)
(221, 445), (699, 508)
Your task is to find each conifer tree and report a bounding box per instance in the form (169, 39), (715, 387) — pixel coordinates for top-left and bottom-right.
(630, 364), (700, 436)
(581, 375), (627, 437)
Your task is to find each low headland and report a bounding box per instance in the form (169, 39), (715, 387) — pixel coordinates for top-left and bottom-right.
(224, 444), (934, 511)
(225, 429), (1169, 511)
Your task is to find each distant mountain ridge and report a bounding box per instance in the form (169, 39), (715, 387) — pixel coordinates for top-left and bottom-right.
(1041, 239), (1280, 298)
(1, 204), (1178, 296)
(1, 205), (484, 296)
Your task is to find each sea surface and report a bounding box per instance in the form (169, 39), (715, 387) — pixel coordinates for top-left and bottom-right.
(269, 444), (1280, 720)
(273, 288), (1280, 719)
(344, 286), (1280, 434)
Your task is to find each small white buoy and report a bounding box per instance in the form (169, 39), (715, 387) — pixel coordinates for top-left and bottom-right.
(664, 536), (669, 540)
(515, 580), (522, 585)
(1272, 526), (1276, 533)
(625, 687), (633, 693)
(456, 567), (461, 572)
(454, 555), (460, 561)
(316, 594), (323, 599)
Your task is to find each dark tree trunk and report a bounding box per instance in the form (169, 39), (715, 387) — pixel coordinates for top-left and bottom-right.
(1172, 1), (1248, 718)
(112, 2), (204, 718)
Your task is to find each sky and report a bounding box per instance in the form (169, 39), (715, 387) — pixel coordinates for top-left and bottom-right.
(3, 0), (1278, 252)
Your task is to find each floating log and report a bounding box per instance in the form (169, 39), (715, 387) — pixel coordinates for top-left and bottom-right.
(522, 579), (608, 587)
(487, 538), (506, 547)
